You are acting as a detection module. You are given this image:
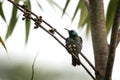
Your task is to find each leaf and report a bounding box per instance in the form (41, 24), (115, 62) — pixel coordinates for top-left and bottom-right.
(47, 0), (69, 17)
(47, 0), (62, 10)
(62, 0), (70, 16)
(5, 0), (19, 40)
(86, 16), (91, 37)
(78, 0), (88, 27)
(72, 0), (81, 21)
(75, 0), (89, 30)
(47, 0), (56, 10)
(24, 0), (31, 43)
(25, 19), (31, 44)
(0, 36), (7, 52)
(71, 0), (89, 28)
(106, 0), (117, 34)
(0, 1), (6, 22)
(61, 0), (90, 36)
(35, 0), (43, 10)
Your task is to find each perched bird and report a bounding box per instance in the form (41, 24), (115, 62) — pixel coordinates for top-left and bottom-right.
(65, 28), (82, 66)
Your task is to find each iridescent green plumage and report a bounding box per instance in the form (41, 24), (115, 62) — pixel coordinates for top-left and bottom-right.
(65, 29), (82, 66)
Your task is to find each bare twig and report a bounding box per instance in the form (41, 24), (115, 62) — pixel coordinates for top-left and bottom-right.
(43, 20), (66, 40)
(38, 23), (79, 60)
(80, 52), (99, 75)
(8, 0), (96, 79)
(8, 0), (78, 60)
(8, 0), (66, 40)
(80, 61), (96, 80)
(31, 51), (39, 80)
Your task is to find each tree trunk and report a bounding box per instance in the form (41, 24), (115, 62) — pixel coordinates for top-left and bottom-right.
(89, 0), (109, 80)
(105, 0), (120, 80)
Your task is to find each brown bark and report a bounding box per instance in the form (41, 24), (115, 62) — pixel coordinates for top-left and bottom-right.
(89, 0), (109, 80)
(105, 0), (120, 80)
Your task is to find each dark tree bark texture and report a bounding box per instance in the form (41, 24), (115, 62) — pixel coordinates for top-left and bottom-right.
(89, 0), (109, 80)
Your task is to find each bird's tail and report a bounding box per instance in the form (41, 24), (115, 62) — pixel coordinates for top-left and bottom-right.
(72, 55), (80, 66)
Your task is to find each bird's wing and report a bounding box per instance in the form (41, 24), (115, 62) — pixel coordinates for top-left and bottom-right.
(79, 36), (83, 43)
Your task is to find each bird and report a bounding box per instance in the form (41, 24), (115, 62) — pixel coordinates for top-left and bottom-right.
(65, 28), (82, 66)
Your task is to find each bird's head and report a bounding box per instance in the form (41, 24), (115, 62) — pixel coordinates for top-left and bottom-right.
(64, 28), (78, 38)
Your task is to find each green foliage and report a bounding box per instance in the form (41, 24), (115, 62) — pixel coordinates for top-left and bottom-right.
(47, 0), (62, 10)
(24, 0), (31, 43)
(0, 0), (117, 43)
(85, 15), (91, 36)
(5, 0), (19, 40)
(0, 36), (7, 52)
(0, 60), (91, 80)
(35, 0), (43, 10)
(0, 1), (6, 22)
(78, 0), (89, 28)
(72, 0), (81, 21)
(61, 0), (116, 35)
(106, 0), (118, 34)
(62, 0), (70, 16)
(62, 0), (90, 36)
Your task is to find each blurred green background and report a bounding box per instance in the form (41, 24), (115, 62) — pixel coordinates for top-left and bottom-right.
(0, 59), (92, 80)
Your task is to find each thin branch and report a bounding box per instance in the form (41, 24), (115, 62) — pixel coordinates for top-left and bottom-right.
(8, 0), (96, 79)
(80, 61), (96, 80)
(43, 20), (66, 40)
(38, 23), (79, 60)
(7, 0), (79, 60)
(35, 19), (97, 80)
(31, 51), (39, 80)
(34, 18), (97, 80)
(80, 52), (99, 75)
(8, 0), (66, 40)
(105, 0), (120, 80)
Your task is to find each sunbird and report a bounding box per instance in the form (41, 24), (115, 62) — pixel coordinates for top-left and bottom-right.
(65, 28), (82, 66)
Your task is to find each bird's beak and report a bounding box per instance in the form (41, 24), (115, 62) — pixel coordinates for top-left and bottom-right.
(64, 28), (69, 32)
